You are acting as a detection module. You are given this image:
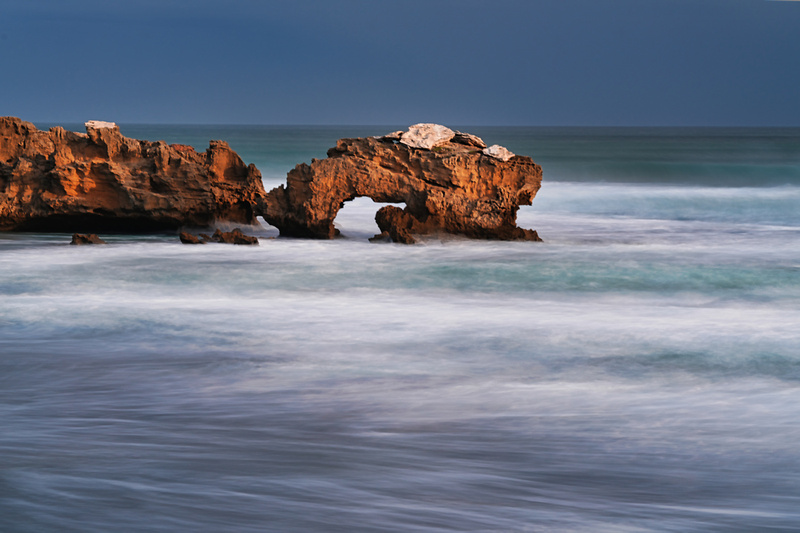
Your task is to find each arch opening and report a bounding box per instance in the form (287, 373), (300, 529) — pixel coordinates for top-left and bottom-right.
(332, 197), (407, 241)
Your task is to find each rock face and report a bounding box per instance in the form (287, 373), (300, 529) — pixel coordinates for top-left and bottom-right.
(0, 117), (266, 232)
(262, 124), (542, 243)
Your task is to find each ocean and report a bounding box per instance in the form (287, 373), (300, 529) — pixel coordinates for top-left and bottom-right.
(1, 125), (799, 532)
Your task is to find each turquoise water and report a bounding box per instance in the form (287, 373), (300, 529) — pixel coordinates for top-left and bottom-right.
(40, 124), (800, 187)
(2, 126), (800, 531)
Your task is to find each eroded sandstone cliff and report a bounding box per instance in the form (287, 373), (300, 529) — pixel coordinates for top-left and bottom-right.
(0, 117), (266, 231)
(262, 123), (542, 243)
(1, 118), (542, 243)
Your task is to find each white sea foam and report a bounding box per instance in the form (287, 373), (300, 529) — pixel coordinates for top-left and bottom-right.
(2, 132), (800, 531)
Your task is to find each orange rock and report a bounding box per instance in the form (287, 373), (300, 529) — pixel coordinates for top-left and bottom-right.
(262, 126), (543, 243)
(2, 118), (543, 244)
(0, 117), (266, 232)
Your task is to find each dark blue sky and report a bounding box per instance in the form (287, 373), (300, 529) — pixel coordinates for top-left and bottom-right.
(2, 0), (798, 126)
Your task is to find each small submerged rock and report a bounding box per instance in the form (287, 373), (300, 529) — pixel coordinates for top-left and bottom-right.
(179, 228), (259, 245)
(179, 232), (204, 244)
(211, 228), (259, 245)
(70, 233), (106, 245)
(367, 231), (393, 244)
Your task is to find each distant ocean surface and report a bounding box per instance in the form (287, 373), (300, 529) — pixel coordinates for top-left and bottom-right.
(2, 125), (800, 532)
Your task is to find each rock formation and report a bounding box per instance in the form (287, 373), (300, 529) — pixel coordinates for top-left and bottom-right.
(262, 123), (542, 243)
(0, 117), (266, 232)
(1, 117), (543, 244)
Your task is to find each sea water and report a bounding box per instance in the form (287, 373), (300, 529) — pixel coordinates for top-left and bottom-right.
(1, 126), (799, 532)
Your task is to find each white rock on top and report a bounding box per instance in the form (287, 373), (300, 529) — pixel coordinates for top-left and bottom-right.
(482, 144), (515, 162)
(85, 120), (117, 130)
(399, 123), (455, 150)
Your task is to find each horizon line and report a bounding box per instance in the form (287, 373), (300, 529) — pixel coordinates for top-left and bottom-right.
(26, 120), (800, 130)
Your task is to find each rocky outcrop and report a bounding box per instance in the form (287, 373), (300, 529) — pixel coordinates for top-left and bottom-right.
(0, 117), (266, 232)
(262, 124), (542, 243)
(2, 117), (543, 244)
